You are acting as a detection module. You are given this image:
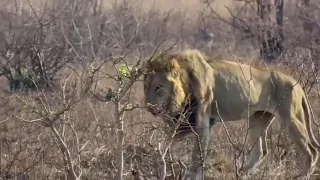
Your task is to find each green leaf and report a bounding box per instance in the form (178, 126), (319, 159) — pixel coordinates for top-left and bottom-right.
(117, 63), (132, 80)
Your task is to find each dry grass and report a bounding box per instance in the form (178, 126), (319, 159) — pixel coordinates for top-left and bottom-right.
(0, 0), (319, 180)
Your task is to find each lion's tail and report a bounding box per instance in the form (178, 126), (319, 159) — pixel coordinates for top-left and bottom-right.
(302, 94), (320, 150)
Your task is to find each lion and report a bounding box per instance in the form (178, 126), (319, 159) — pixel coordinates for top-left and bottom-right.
(143, 49), (320, 179)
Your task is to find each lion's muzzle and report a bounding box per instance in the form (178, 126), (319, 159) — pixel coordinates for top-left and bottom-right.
(146, 103), (180, 119)
(146, 103), (165, 116)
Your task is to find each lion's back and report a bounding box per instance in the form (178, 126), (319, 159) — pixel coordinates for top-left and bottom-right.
(207, 60), (299, 83)
(207, 60), (273, 81)
(207, 59), (304, 103)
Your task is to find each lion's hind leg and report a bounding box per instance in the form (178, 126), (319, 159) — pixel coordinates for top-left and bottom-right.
(241, 111), (275, 173)
(278, 108), (317, 179)
(286, 117), (316, 179)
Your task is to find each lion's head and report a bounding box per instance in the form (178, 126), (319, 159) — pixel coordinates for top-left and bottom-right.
(143, 55), (186, 118)
(143, 49), (214, 121)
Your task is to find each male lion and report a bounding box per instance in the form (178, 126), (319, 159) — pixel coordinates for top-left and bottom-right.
(143, 49), (320, 179)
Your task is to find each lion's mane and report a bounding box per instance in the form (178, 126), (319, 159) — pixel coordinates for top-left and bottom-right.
(145, 50), (216, 131)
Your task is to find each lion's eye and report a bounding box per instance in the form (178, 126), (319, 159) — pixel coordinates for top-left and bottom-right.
(155, 85), (163, 92)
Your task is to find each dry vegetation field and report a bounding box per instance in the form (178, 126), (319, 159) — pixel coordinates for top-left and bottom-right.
(0, 0), (319, 179)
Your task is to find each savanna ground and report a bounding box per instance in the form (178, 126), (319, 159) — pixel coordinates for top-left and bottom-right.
(0, 0), (319, 179)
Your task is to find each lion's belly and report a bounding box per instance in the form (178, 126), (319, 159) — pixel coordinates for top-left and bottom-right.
(211, 74), (273, 122)
(211, 99), (270, 122)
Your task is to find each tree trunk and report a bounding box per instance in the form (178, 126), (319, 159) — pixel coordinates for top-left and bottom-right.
(302, 0), (320, 68)
(115, 102), (124, 180)
(257, 0), (284, 62)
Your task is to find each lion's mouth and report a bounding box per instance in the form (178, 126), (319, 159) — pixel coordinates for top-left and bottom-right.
(147, 104), (197, 133)
(150, 110), (158, 116)
(146, 104), (164, 116)
(147, 103), (180, 118)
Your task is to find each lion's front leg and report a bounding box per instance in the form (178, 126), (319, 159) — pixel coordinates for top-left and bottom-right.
(186, 110), (211, 180)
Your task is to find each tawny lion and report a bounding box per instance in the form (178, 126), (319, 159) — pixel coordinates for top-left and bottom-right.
(143, 49), (320, 179)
